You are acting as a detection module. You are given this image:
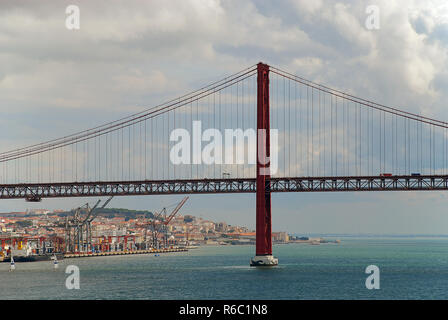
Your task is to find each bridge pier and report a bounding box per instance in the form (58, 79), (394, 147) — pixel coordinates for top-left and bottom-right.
(250, 63), (278, 267)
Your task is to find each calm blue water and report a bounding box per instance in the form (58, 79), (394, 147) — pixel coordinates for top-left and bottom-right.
(1, 238), (447, 299)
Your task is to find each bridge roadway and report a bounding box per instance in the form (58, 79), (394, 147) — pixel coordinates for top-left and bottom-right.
(1, 175), (448, 201)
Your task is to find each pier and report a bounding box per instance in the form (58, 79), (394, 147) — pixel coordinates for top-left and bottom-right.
(63, 247), (188, 259)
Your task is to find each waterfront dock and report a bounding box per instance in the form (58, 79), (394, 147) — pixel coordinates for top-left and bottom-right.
(64, 248), (188, 259)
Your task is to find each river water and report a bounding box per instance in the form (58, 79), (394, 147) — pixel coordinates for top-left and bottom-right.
(1, 237), (447, 299)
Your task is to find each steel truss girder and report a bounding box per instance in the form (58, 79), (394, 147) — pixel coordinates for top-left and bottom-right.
(1, 175), (448, 200)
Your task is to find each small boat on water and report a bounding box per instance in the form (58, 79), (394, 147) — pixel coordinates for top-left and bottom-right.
(9, 257), (15, 271)
(53, 254), (59, 270)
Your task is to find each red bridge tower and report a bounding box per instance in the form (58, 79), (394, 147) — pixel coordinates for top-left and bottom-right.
(250, 63), (278, 266)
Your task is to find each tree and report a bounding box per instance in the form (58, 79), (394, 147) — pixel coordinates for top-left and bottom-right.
(15, 220), (33, 228)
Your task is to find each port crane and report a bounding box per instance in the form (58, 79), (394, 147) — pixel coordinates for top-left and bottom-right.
(64, 196), (113, 253)
(142, 197), (189, 249)
(83, 196), (114, 250)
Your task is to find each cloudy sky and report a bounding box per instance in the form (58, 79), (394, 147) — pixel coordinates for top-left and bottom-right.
(1, 0), (448, 235)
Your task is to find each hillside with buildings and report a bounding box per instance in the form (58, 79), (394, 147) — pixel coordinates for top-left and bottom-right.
(0, 208), (291, 250)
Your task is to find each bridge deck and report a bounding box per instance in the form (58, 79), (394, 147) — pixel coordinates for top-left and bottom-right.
(1, 175), (448, 200)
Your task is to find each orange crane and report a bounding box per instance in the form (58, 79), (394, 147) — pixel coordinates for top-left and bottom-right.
(164, 196), (189, 226)
(150, 196), (189, 248)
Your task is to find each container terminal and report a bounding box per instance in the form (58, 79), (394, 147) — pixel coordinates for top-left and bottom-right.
(1, 196), (189, 262)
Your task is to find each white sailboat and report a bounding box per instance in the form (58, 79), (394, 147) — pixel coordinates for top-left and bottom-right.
(52, 254), (59, 270)
(9, 256), (15, 272)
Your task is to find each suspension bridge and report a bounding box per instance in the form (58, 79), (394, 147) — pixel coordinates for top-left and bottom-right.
(2, 62), (448, 265)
